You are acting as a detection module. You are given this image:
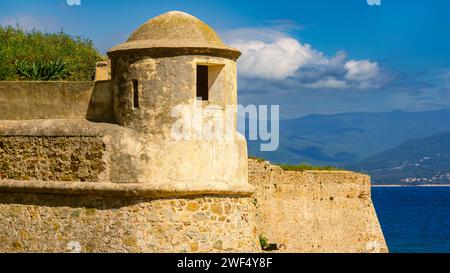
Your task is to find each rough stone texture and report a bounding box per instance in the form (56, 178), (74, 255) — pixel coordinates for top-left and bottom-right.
(127, 11), (224, 45)
(0, 11), (388, 254)
(248, 159), (389, 253)
(0, 193), (259, 253)
(0, 160), (389, 253)
(95, 61), (111, 81)
(0, 136), (106, 182)
(0, 119), (248, 187)
(0, 11), (247, 190)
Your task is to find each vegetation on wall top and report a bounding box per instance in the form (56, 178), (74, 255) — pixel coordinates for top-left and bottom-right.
(0, 26), (103, 81)
(277, 163), (343, 172)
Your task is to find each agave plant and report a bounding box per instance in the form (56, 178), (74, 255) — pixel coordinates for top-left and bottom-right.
(16, 59), (69, 81)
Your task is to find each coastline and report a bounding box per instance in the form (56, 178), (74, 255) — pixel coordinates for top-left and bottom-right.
(372, 184), (450, 188)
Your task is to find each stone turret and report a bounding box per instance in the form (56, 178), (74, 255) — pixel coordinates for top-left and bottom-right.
(0, 11), (258, 253)
(107, 11), (240, 135)
(106, 11), (249, 189)
(0, 11), (387, 254)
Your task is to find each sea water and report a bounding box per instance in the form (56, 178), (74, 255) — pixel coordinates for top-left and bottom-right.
(372, 186), (450, 253)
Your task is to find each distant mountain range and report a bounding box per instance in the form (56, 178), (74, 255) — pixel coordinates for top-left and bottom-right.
(245, 109), (450, 185)
(347, 131), (450, 185)
(246, 109), (450, 166)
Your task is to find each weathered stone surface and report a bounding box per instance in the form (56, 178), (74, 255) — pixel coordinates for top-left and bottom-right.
(0, 136), (106, 182)
(108, 11), (240, 60)
(248, 159), (389, 253)
(0, 160), (388, 253)
(0, 81), (112, 122)
(0, 10), (247, 191)
(0, 118), (249, 187)
(0, 10), (388, 254)
(95, 61), (111, 81)
(111, 54), (237, 136)
(0, 194), (259, 253)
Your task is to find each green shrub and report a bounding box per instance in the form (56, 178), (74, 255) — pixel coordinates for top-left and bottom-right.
(259, 235), (269, 249)
(16, 60), (69, 81)
(0, 26), (103, 81)
(277, 163), (343, 172)
(259, 235), (280, 251)
(0, 51), (13, 80)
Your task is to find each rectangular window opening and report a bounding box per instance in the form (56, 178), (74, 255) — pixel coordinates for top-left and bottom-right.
(197, 65), (209, 101)
(131, 79), (139, 109)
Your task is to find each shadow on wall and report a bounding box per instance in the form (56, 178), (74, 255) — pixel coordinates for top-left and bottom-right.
(87, 81), (113, 122)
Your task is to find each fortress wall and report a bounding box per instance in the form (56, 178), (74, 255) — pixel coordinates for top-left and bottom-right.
(0, 81), (112, 122)
(248, 159), (388, 253)
(0, 156), (388, 253)
(0, 193), (259, 253)
(0, 136), (107, 182)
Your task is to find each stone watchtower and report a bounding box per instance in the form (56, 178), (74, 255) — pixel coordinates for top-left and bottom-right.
(0, 11), (258, 252)
(106, 11), (249, 188)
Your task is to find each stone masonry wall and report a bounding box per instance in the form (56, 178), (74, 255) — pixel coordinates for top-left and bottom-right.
(0, 193), (259, 253)
(248, 159), (388, 253)
(0, 81), (112, 122)
(0, 136), (106, 182)
(0, 156), (388, 253)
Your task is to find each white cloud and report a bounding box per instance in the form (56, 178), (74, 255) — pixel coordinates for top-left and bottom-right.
(66, 0), (81, 6)
(232, 38), (326, 80)
(367, 0), (381, 6)
(304, 77), (348, 89)
(226, 27), (384, 90)
(345, 60), (380, 81)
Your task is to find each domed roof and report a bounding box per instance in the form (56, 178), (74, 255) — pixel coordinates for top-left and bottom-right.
(107, 11), (240, 59)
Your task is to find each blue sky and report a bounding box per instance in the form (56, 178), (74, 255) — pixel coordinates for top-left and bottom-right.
(1, 0), (450, 118)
